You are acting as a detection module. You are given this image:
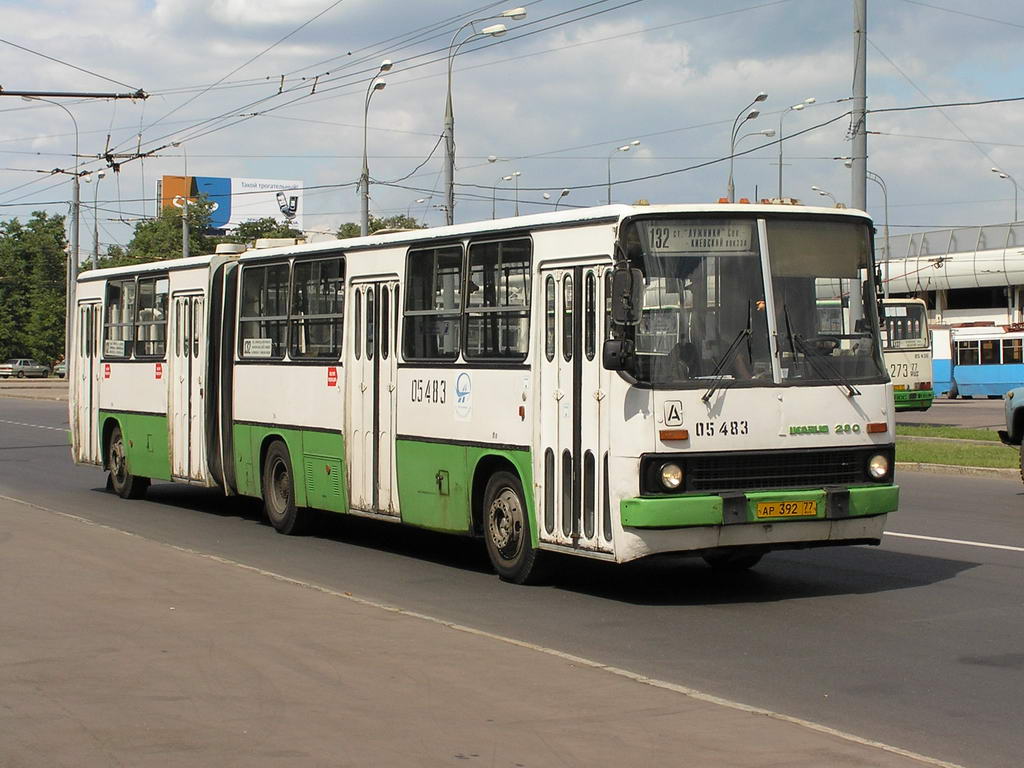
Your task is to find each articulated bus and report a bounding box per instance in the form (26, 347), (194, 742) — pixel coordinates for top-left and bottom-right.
(880, 298), (933, 411)
(69, 204), (898, 583)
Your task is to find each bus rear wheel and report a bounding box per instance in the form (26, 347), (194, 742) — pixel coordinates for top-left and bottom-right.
(107, 425), (149, 499)
(261, 441), (308, 535)
(483, 470), (546, 585)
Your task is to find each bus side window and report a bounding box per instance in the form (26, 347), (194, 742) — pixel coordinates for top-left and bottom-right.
(404, 244), (463, 361)
(545, 276), (555, 362)
(239, 263), (289, 359)
(136, 276), (168, 358)
(562, 274), (573, 362)
(290, 256), (344, 360)
(104, 278), (136, 358)
(465, 238), (531, 361)
(585, 271), (596, 361)
(381, 286), (390, 360)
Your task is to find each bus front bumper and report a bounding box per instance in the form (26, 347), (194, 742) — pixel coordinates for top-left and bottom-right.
(621, 485), (898, 529)
(613, 486), (896, 562)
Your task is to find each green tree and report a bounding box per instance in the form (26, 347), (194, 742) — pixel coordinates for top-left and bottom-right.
(218, 217), (303, 244)
(337, 214), (424, 239)
(0, 212), (67, 363)
(125, 197), (215, 263)
(0, 219), (32, 359)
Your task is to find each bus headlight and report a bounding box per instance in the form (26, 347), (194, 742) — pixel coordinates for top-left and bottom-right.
(868, 454), (891, 481)
(660, 462), (684, 490)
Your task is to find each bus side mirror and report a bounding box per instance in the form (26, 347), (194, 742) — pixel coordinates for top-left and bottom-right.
(611, 267), (644, 326)
(603, 338), (635, 371)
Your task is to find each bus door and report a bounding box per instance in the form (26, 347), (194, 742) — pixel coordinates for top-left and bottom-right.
(537, 264), (613, 553)
(347, 280), (400, 515)
(74, 300), (102, 465)
(171, 293), (206, 480)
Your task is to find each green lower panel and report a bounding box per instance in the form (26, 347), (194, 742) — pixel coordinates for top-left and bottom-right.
(396, 439), (534, 541)
(848, 484), (899, 516)
(621, 485), (898, 529)
(894, 389), (934, 410)
(621, 495), (723, 528)
(99, 410), (170, 481)
(231, 423), (348, 512)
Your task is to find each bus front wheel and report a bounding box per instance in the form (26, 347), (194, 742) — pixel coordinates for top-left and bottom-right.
(107, 425), (149, 499)
(483, 470), (546, 585)
(261, 441), (309, 535)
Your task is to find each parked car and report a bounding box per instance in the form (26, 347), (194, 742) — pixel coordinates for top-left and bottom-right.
(0, 358), (50, 378)
(53, 361), (67, 378)
(999, 387), (1024, 482)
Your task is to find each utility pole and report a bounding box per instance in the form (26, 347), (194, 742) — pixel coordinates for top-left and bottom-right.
(849, 0), (867, 327)
(0, 87), (147, 371)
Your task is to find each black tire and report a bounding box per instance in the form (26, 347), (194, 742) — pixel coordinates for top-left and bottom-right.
(947, 382), (958, 399)
(702, 548), (765, 571)
(483, 470), (546, 584)
(1019, 443), (1024, 487)
(261, 440), (308, 535)
(107, 425), (149, 499)
(16, 371), (24, 379)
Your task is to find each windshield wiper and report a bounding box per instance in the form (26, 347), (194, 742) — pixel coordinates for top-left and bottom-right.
(783, 304), (860, 397)
(702, 304), (752, 403)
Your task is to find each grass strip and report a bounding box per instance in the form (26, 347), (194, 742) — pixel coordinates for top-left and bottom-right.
(895, 424), (1001, 442)
(896, 438), (1018, 469)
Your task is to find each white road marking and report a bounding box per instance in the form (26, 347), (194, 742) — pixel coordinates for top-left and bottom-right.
(0, 418), (68, 433)
(0, 491), (967, 768)
(887, 531), (1024, 553)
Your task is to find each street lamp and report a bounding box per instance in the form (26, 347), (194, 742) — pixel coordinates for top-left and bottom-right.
(607, 140), (640, 205)
(361, 60), (392, 236)
(866, 170), (891, 298)
(83, 169), (106, 267)
(811, 185), (837, 205)
(21, 95), (80, 371)
(443, 8), (526, 225)
(407, 197), (426, 220)
(493, 174), (513, 219)
(777, 97), (815, 198)
(728, 91), (767, 202)
(991, 167), (1019, 222)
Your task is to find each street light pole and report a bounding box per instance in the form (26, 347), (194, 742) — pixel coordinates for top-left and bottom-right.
(777, 97), (815, 199)
(607, 141), (639, 205)
(991, 167), (1019, 222)
(512, 170), (521, 216)
(493, 175), (512, 218)
(866, 171), (891, 298)
(361, 60), (392, 236)
(728, 92), (768, 202)
(443, 7), (525, 226)
(553, 188), (570, 210)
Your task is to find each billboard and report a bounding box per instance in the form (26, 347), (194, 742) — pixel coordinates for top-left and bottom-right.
(159, 175), (303, 231)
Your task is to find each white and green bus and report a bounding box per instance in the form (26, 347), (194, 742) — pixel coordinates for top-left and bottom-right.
(69, 203), (898, 583)
(880, 297), (933, 411)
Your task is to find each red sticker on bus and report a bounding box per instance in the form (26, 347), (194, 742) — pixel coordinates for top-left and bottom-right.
(103, 363), (111, 379)
(155, 362), (163, 380)
(327, 367), (338, 387)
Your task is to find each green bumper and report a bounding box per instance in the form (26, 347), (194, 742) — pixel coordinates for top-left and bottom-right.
(894, 389), (934, 410)
(620, 485), (898, 529)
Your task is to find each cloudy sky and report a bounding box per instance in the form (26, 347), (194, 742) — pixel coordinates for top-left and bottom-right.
(1, 0), (1022, 256)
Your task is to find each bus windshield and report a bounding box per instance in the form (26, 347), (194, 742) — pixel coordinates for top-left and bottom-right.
(620, 215), (886, 388)
(881, 302), (929, 351)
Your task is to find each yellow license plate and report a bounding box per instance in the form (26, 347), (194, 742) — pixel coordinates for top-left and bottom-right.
(755, 500), (818, 519)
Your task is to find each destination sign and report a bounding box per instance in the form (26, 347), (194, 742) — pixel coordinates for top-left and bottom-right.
(643, 219), (754, 255)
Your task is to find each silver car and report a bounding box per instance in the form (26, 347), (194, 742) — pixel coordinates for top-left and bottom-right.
(0, 358), (50, 378)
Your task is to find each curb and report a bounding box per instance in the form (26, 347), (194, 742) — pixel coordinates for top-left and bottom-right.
(896, 434), (999, 447)
(896, 461), (1019, 479)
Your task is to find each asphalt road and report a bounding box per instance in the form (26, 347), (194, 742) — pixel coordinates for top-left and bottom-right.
(896, 397), (1006, 430)
(2, 398), (1021, 768)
